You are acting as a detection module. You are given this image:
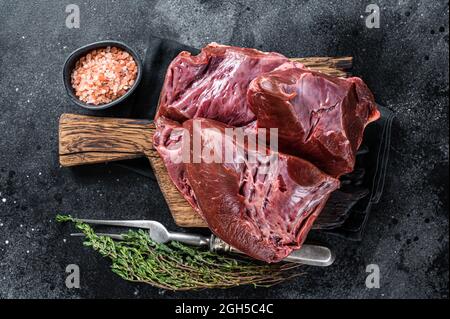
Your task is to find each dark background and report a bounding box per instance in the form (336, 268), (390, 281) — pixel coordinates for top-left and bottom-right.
(0, 0), (448, 299)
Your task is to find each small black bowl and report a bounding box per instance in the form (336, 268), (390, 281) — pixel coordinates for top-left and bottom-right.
(63, 40), (143, 110)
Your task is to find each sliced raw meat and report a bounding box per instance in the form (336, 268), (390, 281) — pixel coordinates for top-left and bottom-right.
(153, 116), (258, 217)
(156, 43), (289, 126)
(154, 44), (380, 262)
(248, 61), (380, 177)
(153, 118), (340, 261)
(179, 118), (340, 263)
(153, 116), (200, 215)
(154, 116), (367, 232)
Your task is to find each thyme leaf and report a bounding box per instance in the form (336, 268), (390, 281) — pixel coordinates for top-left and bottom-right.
(56, 214), (303, 291)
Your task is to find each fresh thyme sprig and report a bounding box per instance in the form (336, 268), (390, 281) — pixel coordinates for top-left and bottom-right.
(56, 214), (302, 291)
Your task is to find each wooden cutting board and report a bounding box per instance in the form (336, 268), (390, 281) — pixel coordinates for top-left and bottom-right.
(59, 56), (352, 228)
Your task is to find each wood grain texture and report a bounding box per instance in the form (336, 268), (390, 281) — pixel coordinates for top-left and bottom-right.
(293, 56), (352, 77)
(59, 113), (154, 166)
(59, 113), (205, 226)
(58, 56), (351, 228)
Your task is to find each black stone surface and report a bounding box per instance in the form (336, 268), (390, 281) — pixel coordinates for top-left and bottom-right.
(0, 0), (448, 299)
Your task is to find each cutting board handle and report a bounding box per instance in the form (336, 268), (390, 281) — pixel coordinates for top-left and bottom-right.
(59, 113), (155, 167)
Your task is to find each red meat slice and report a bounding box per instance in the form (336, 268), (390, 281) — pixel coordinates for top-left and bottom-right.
(154, 44), (380, 262)
(153, 116), (200, 215)
(248, 61), (380, 177)
(154, 117), (340, 262)
(156, 43), (289, 126)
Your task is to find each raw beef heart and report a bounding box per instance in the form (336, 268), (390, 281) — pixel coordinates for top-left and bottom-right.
(248, 61), (380, 177)
(154, 117), (340, 262)
(156, 43), (289, 126)
(153, 116), (363, 231)
(153, 116), (200, 215)
(154, 44), (380, 262)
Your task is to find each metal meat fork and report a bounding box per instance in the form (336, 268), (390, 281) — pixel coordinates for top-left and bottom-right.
(71, 218), (335, 267)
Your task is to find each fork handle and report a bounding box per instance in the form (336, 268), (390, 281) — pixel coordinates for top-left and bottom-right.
(209, 236), (335, 266)
(282, 245), (335, 266)
(169, 232), (210, 246)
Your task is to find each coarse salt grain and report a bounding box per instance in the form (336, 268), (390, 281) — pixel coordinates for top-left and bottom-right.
(71, 46), (138, 105)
